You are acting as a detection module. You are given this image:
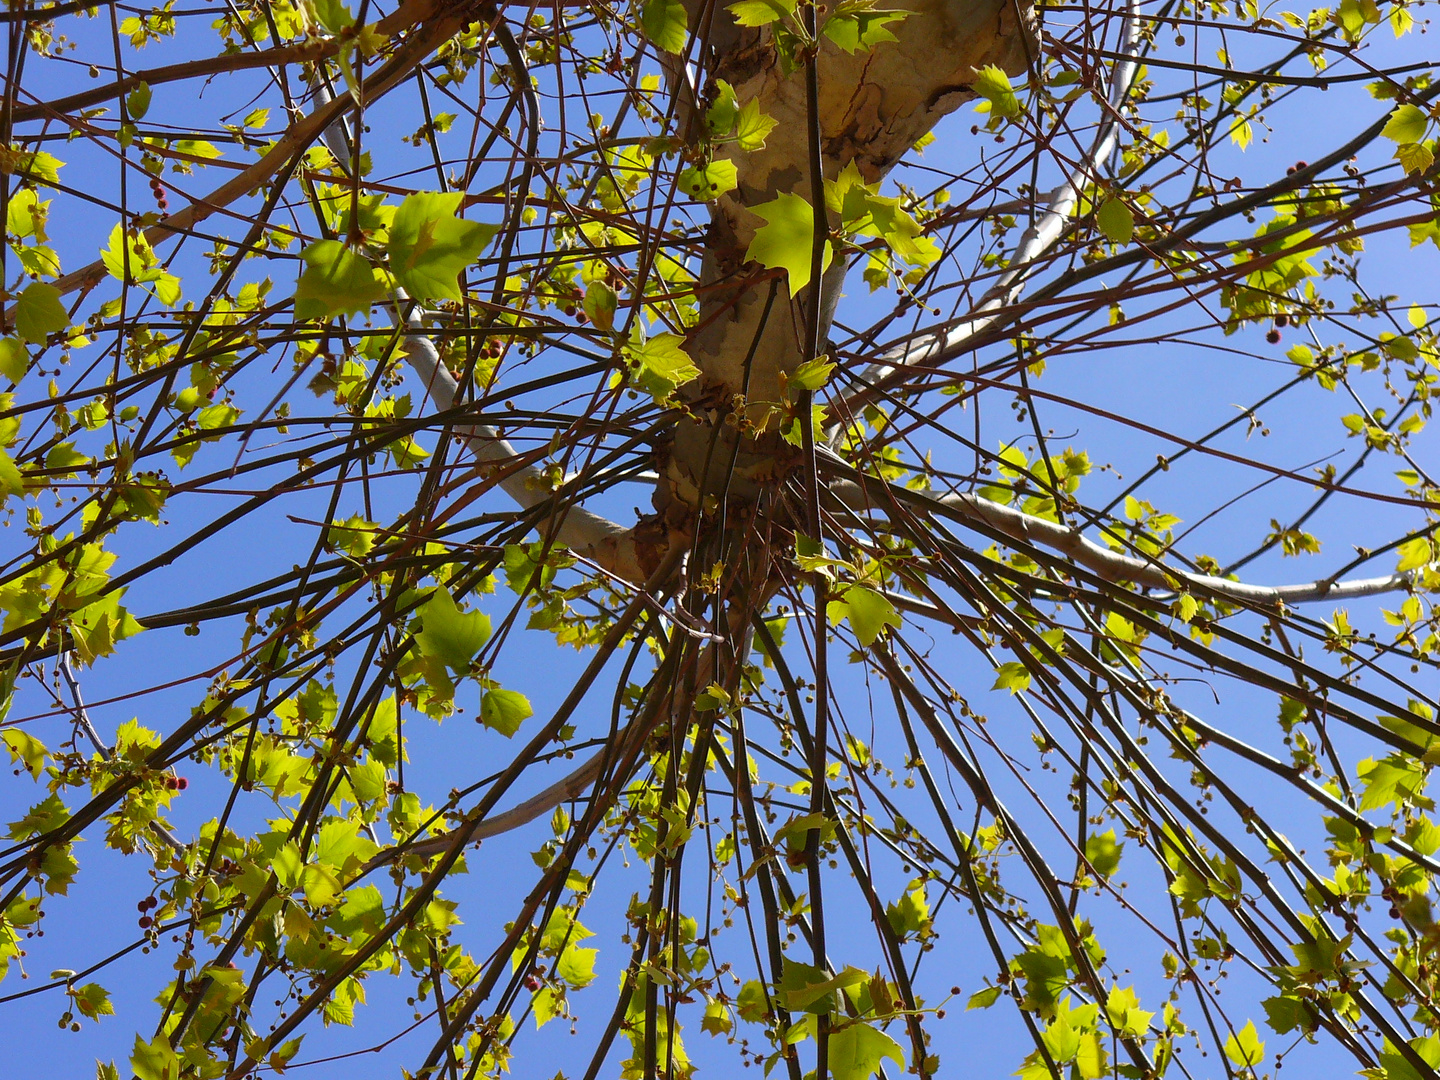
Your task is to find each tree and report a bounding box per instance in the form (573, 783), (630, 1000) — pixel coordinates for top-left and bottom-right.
(0, 0), (1437, 1075)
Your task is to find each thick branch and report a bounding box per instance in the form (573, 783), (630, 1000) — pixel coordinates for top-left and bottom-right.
(10, 38), (337, 125)
(828, 468), (1427, 605)
(663, 0), (1037, 509)
(401, 320), (648, 583)
(362, 746), (606, 870)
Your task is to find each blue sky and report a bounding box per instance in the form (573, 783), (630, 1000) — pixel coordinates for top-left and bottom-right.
(1, 2), (1437, 1078)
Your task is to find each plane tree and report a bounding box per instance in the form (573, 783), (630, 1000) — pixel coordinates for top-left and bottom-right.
(0, 0), (1438, 1076)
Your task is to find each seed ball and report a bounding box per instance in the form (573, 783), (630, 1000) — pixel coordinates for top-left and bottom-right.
(176, 777), (189, 791)
(1275, 314), (1289, 328)
(1266, 328), (1281, 344)
(138, 916), (152, 929)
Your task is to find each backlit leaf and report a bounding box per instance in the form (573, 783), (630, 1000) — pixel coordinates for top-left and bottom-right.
(14, 282), (68, 344)
(387, 191), (498, 302)
(293, 240), (383, 320)
(746, 192), (832, 293)
(414, 587), (492, 673)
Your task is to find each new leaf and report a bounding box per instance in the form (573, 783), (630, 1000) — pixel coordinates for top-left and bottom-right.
(746, 192), (832, 293)
(388, 191), (498, 302)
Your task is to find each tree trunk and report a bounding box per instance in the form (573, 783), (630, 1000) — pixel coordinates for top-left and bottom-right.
(657, 0), (1036, 540)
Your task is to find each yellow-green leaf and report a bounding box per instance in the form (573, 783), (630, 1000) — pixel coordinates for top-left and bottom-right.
(727, 0), (796, 26)
(746, 191), (832, 293)
(480, 687), (533, 736)
(1383, 103), (1429, 144)
(293, 240), (383, 320)
(1224, 1020), (1265, 1068)
(1396, 537), (1434, 572)
(14, 282), (68, 344)
(1096, 197), (1134, 245)
(387, 191), (498, 302)
(642, 0), (688, 51)
(414, 587), (491, 673)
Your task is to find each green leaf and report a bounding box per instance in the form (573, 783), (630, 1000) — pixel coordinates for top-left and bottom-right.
(992, 660), (1032, 694)
(822, 4), (906, 52)
(1105, 984), (1154, 1037)
(480, 688), (533, 736)
(312, 0), (355, 32)
(1397, 141), (1435, 174)
(126, 82), (151, 120)
(679, 159), (738, 200)
(828, 585), (900, 647)
(273, 840), (304, 891)
(707, 80), (739, 135)
(1375, 1035), (1440, 1080)
(735, 98), (778, 151)
(2, 729), (46, 777)
(387, 191), (498, 302)
(778, 959), (865, 1013)
(694, 683), (732, 710)
(70, 592), (143, 666)
(14, 282), (68, 344)
(1382, 103), (1429, 144)
(1084, 829), (1123, 879)
(293, 240), (384, 320)
(828, 1020), (905, 1080)
(624, 325), (700, 399)
(1224, 1020), (1265, 1068)
(414, 587), (492, 672)
(582, 279), (617, 331)
(885, 879), (931, 938)
(173, 139), (223, 162)
(557, 941), (598, 987)
(0, 448), (21, 505)
(972, 64), (1021, 119)
(642, 0), (688, 52)
(130, 1034), (181, 1080)
(0, 338), (28, 383)
(71, 982), (114, 1020)
(1096, 197), (1134, 245)
(1397, 537), (1434, 572)
(1357, 753), (1428, 811)
(746, 192), (832, 293)
(967, 985), (1003, 1010)
(789, 355), (834, 392)
(727, 0), (796, 25)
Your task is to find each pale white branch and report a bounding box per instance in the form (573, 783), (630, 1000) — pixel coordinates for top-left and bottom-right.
(307, 82), (648, 584)
(398, 315), (647, 583)
(829, 471), (1426, 606)
(362, 746), (606, 871)
(855, 0), (1142, 388)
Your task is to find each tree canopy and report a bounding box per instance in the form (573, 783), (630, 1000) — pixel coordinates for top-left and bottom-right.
(0, 0), (1438, 1078)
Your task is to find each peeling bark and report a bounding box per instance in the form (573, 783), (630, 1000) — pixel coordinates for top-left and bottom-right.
(661, 0), (1038, 515)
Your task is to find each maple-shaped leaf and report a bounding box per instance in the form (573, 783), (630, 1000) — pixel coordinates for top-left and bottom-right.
(388, 191), (498, 302)
(746, 191), (832, 293)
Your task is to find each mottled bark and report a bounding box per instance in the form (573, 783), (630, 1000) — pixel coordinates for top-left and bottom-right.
(659, 0), (1037, 520)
